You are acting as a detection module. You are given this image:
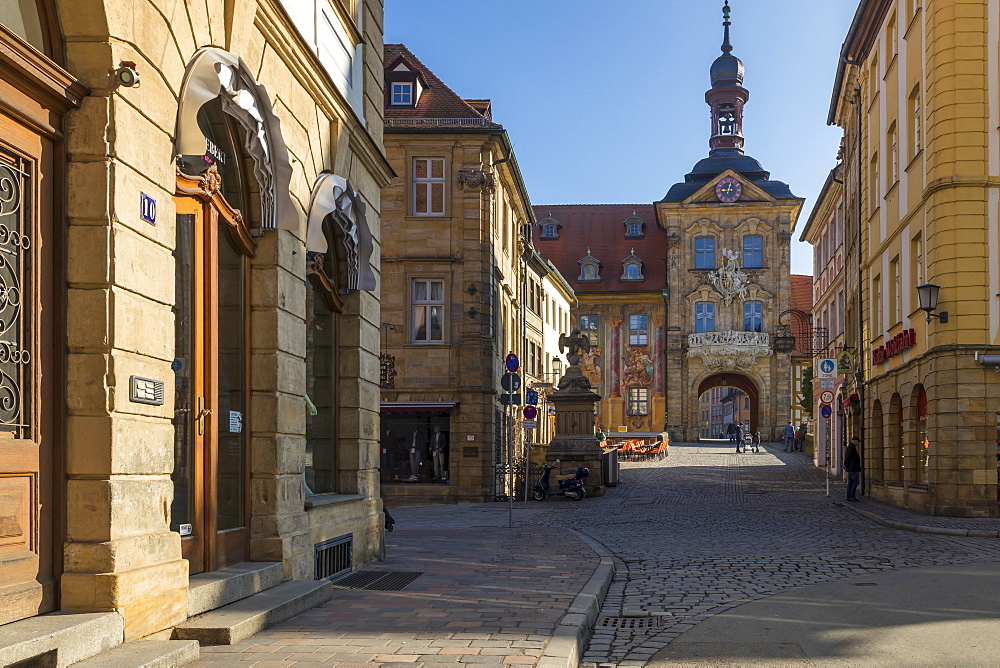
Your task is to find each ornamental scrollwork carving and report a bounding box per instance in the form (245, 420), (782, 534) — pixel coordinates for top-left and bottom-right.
(457, 168), (495, 192)
(709, 249), (750, 306)
(686, 331), (772, 372)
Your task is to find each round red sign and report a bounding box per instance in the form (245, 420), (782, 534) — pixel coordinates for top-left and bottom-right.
(523, 406), (537, 420)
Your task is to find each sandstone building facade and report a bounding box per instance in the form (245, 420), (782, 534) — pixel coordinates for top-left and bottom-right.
(0, 0), (390, 651)
(379, 45), (572, 503)
(828, 0), (1000, 516)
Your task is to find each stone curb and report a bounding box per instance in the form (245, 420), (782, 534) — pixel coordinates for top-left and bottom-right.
(839, 502), (1000, 538)
(541, 529), (616, 666)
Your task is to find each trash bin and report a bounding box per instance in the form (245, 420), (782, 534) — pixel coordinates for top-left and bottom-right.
(602, 448), (619, 487)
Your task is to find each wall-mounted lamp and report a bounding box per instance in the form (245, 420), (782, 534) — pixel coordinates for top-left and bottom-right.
(916, 283), (948, 323)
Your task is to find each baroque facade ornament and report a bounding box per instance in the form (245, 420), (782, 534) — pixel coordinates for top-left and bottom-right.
(709, 248), (750, 305)
(457, 168), (495, 191)
(686, 331), (772, 372)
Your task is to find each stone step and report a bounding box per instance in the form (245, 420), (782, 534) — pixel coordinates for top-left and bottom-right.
(187, 562), (284, 617)
(0, 611), (124, 667)
(173, 580), (332, 646)
(71, 639), (199, 667)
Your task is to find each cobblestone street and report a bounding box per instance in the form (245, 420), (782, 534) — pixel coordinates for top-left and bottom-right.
(391, 441), (1000, 665)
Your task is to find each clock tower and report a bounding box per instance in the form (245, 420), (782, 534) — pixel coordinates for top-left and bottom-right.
(655, 1), (805, 442)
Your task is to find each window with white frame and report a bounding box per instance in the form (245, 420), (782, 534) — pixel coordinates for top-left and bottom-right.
(695, 302), (715, 333)
(627, 387), (649, 416)
(413, 158), (445, 215)
(890, 255), (901, 324)
(743, 301), (763, 332)
(743, 235), (763, 268)
(909, 85), (922, 158)
(412, 279), (444, 343)
(628, 314), (648, 346)
(888, 121), (898, 184)
(391, 82), (413, 105)
(695, 236), (715, 269)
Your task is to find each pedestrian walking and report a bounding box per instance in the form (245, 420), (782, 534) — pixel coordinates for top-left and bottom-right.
(782, 421), (795, 451)
(844, 436), (862, 501)
(795, 423), (807, 452)
(726, 421), (739, 446)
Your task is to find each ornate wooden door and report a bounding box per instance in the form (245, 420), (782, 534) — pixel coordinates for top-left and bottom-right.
(0, 113), (57, 624)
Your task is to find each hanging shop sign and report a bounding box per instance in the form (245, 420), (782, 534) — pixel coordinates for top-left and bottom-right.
(872, 328), (916, 364)
(837, 351), (854, 373)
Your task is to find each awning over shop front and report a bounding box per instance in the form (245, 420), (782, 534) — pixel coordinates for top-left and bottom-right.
(305, 173), (376, 292)
(380, 402), (458, 414)
(173, 46), (296, 232)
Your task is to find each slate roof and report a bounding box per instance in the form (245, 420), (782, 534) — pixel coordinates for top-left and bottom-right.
(661, 149), (798, 202)
(384, 44), (502, 129)
(530, 205), (666, 294)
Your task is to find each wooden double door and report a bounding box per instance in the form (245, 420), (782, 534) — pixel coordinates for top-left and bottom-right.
(172, 178), (254, 574)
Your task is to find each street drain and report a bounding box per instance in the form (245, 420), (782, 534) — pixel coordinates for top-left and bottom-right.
(596, 616), (664, 630)
(851, 582), (878, 587)
(333, 570), (423, 591)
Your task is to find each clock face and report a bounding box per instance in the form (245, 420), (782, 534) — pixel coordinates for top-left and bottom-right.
(716, 177), (743, 203)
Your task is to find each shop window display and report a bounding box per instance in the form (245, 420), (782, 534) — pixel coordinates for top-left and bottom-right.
(380, 413), (451, 483)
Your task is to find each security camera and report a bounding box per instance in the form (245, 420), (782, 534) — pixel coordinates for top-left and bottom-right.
(114, 61), (140, 88)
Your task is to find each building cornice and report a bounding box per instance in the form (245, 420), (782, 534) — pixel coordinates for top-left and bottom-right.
(828, 0), (893, 126)
(799, 166), (843, 243)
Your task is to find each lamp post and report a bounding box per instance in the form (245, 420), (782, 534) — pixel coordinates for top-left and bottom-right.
(916, 283), (949, 323)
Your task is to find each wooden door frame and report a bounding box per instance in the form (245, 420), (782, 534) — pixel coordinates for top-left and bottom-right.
(175, 169), (255, 573)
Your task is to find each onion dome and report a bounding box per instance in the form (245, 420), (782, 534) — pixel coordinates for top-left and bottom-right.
(710, 1), (744, 88)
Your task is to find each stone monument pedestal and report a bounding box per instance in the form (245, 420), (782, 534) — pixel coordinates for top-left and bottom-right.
(547, 329), (605, 496)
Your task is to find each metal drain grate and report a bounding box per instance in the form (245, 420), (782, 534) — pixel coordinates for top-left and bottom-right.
(596, 616), (664, 630)
(333, 570), (423, 591)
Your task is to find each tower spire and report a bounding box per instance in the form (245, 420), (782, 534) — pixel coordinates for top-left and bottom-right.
(722, 1), (733, 54)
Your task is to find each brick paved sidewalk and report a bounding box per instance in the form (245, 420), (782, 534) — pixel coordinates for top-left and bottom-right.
(840, 493), (1000, 536)
(194, 527), (607, 667)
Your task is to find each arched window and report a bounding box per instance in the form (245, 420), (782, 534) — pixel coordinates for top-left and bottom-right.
(578, 249), (601, 282)
(694, 236), (715, 269)
(870, 400), (884, 482)
(695, 302), (715, 333)
(623, 213), (645, 239)
(621, 249), (644, 282)
(743, 301), (763, 332)
(743, 235), (763, 268)
(916, 387), (928, 483)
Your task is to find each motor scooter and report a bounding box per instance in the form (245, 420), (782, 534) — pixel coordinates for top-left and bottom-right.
(532, 460), (588, 501)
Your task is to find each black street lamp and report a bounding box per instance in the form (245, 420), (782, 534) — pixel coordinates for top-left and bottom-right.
(916, 283), (949, 323)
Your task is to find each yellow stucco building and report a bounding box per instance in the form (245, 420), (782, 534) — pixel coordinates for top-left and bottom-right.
(830, 0), (1000, 516)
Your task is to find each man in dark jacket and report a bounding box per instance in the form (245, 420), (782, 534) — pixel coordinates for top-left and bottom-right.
(844, 437), (862, 501)
(726, 422), (739, 447)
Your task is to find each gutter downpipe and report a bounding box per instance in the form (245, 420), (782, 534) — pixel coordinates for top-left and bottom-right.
(846, 69), (867, 497)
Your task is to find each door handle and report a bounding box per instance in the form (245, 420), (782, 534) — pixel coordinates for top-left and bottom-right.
(196, 396), (213, 435)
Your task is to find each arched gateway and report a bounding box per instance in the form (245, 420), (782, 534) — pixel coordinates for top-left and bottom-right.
(697, 373), (759, 439)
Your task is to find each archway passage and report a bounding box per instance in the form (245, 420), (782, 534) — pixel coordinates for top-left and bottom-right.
(697, 373), (760, 440)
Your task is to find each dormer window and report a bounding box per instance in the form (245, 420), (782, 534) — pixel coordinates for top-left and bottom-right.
(623, 212), (645, 239)
(538, 215), (562, 240)
(621, 249), (645, 282)
(578, 249), (601, 282)
(391, 82), (413, 105)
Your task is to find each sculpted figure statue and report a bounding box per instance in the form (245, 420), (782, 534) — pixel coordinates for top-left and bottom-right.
(556, 328), (594, 392)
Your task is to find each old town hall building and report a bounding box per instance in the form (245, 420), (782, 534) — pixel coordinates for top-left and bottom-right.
(537, 3), (802, 441)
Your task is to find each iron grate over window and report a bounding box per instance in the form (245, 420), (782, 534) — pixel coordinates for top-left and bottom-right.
(314, 533), (352, 580)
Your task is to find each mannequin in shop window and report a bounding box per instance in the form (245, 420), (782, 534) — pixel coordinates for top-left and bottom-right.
(381, 427), (396, 473)
(431, 425), (449, 482)
(408, 429), (423, 481)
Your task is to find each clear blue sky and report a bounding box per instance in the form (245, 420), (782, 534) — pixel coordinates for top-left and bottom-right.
(384, 1), (859, 276)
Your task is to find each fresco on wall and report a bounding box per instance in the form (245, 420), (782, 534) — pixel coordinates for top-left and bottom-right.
(622, 348), (654, 387)
(580, 346), (603, 388)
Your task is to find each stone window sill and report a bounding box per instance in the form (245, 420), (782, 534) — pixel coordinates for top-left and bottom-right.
(305, 493), (365, 509)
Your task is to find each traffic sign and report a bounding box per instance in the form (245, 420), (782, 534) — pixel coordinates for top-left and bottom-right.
(505, 353), (520, 372)
(501, 373), (521, 392)
(820, 404), (833, 419)
(525, 389), (539, 406)
(500, 393), (522, 406)
(820, 390), (834, 404)
(522, 420), (537, 429)
(817, 358), (836, 378)
(523, 406), (538, 420)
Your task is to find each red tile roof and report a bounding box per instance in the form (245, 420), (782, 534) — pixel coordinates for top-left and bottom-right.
(531, 205), (667, 294)
(791, 274), (813, 313)
(384, 45), (502, 129)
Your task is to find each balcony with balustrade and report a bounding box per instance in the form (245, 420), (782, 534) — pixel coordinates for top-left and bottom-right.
(686, 331), (773, 372)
